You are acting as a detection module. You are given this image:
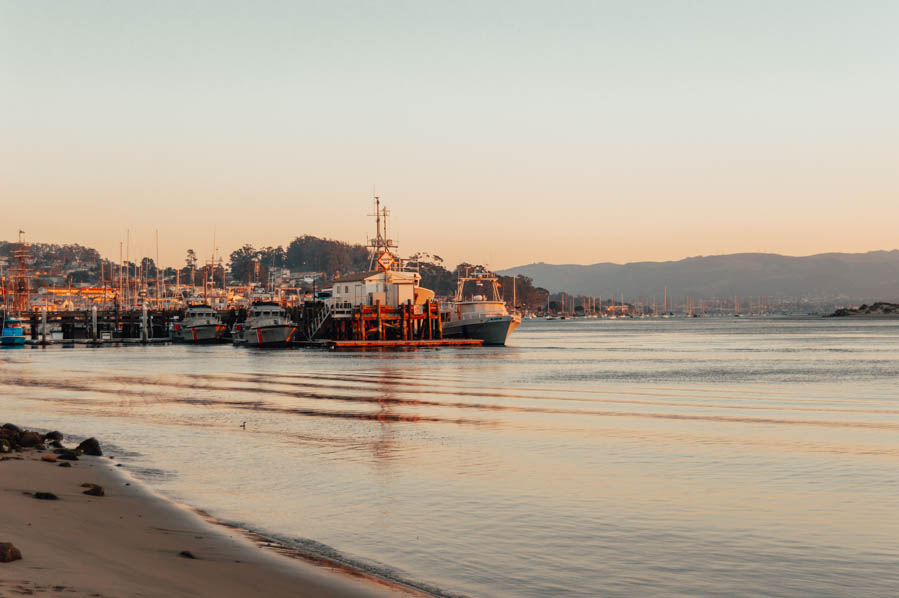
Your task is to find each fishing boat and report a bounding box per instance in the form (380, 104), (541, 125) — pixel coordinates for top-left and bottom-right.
(172, 303), (228, 343)
(1, 315), (27, 346)
(442, 269), (521, 346)
(232, 301), (297, 347)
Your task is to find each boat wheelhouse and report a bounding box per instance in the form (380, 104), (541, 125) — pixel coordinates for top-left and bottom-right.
(442, 269), (521, 346)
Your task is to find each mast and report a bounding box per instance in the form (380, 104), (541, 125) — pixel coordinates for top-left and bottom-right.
(155, 229), (162, 309)
(367, 195), (399, 300)
(119, 241), (124, 308)
(512, 275), (516, 308)
(126, 229), (130, 309)
(11, 230), (30, 314)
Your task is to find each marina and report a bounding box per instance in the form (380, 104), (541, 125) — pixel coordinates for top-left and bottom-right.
(0, 203), (522, 351)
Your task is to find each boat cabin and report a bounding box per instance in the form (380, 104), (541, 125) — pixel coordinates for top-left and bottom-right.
(249, 302), (286, 318)
(185, 305), (217, 317)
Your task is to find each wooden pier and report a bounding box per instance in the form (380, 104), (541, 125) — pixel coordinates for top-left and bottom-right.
(7, 297), (486, 351)
(304, 300), (445, 342)
(24, 308), (178, 344)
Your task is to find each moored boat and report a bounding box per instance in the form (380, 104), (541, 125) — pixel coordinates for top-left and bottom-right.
(442, 270), (520, 346)
(1, 316), (27, 346)
(172, 304), (228, 343)
(232, 302), (297, 347)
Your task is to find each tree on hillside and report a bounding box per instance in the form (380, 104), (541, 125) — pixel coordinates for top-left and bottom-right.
(258, 246), (285, 269)
(229, 245), (259, 282)
(497, 274), (548, 312)
(408, 253), (456, 297)
(140, 257), (156, 277)
(285, 235), (368, 276)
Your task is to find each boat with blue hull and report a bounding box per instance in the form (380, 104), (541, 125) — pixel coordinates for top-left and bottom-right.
(1, 316), (27, 346)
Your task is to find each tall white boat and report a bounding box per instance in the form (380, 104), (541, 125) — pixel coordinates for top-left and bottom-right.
(442, 269), (521, 346)
(232, 301), (297, 347)
(172, 303), (228, 343)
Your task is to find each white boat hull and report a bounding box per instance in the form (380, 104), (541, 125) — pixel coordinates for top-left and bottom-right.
(442, 315), (520, 346)
(173, 323), (227, 343)
(234, 324), (297, 347)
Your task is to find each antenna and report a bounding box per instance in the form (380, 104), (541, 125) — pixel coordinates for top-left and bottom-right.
(367, 193), (398, 271)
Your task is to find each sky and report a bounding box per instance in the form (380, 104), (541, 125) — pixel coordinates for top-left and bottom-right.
(1, 1), (897, 270)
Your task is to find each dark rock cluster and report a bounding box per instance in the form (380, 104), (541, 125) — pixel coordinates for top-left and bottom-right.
(0, 423), (51, 453)
(0, 424), (105, 460)
(0, 424), (110, 569)
(826, 302), (899, 317)
(0, 425), (105, 458)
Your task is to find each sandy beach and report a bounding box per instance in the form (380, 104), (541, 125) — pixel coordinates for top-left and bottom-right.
(0, 428), (413, 598)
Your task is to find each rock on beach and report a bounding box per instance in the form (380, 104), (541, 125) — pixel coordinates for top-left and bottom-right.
(81, 483), (105, 497)
(76, 438), (102, 456)
(0, 542), (22, 563)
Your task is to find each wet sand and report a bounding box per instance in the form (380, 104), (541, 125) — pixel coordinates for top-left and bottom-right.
(0, 446), (413, 597)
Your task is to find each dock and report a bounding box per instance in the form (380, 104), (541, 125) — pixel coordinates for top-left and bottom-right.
(315, 339), (483, 350)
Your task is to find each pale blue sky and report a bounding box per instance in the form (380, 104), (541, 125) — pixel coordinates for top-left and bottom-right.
(2, 1), (897, 268)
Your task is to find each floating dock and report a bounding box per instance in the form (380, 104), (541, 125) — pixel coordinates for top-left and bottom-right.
(314, 339), (483, 350)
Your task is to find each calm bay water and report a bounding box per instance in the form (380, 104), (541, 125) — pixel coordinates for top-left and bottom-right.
(2, 318), (898, 597)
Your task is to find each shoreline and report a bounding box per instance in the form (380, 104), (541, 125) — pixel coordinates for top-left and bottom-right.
(0, 427), (423, 597)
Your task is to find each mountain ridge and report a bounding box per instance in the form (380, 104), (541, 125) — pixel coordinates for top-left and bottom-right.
(499, 250), (899, 302)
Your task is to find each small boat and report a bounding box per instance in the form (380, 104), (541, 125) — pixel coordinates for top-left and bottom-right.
(1, 316), (27, 347)
(172, 304), (228, 343)
(232, 302), (297, 347)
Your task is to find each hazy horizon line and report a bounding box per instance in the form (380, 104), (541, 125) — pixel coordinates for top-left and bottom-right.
(3, 234), (898, 273)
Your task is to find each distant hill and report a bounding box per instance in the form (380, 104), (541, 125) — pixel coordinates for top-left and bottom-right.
(499, 251), (899, 302)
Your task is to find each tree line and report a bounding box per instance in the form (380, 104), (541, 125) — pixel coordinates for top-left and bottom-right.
(2, 237), (549, 310)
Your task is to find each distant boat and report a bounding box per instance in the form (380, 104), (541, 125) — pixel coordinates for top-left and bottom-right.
(1, 316), (26, 346)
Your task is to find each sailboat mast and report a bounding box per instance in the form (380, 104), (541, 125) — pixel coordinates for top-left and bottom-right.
(512, 275), (516, 308)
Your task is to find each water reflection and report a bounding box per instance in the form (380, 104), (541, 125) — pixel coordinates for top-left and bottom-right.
(1, 318), (898, 597)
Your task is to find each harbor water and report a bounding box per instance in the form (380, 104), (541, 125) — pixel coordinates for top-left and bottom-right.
(2, 318), (898, 597)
